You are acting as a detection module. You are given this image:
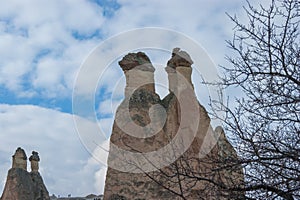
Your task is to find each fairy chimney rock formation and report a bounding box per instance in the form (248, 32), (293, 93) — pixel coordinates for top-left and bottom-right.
(119, 52), (156, 96)
(166, 48), (194, 93)
(104, 48), (244, 199)
(1, 148), (50, 200)
(12, 147), (27, 170)
(29, 151), (40, 172)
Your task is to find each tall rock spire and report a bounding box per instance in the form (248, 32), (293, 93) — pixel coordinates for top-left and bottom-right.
(29, 151), (40, 172)
(1, 148), (50, 200)
(103, 49), (244, 200)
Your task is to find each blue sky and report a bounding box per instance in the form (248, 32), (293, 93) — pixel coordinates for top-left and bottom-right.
(0, 0), (255, 197)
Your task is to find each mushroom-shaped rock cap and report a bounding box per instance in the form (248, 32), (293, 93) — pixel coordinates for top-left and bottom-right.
(119, 52), (155, 72)
(29, 151), (40, 162)
(167, 47), (193, 68)
(13, 147), (27, 160)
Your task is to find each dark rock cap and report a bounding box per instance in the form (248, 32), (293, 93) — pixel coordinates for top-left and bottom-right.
(29, 151), (40, 162)
(119, 52), (155, 72)
(13, 147), (27, 160)
(167, 47), (193, 68)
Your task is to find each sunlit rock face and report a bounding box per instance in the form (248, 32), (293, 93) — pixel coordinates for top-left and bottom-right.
(103, 49), (244, 200)
(1, 148), (50, 200)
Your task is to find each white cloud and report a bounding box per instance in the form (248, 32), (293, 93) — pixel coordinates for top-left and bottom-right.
(0, 0), (249, 98)
(97, 118), (114, 139)
(0, 0), (252, 96)
(102, 0), (247, 65)
(97, 98), (122, 116)
(95, 167), (107, 194)
(84, 140), (110, 194)
(0, 0), (104, 96)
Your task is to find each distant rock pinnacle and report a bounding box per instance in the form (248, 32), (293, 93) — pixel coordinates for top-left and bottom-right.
(0, 148), (50, 200)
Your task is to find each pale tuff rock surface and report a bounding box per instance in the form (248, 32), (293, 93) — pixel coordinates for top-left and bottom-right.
(1, 148), (50, 200)
(103, 49), (244, 199)
(11, 147), (27, 170)
(29, 151), (40, 172)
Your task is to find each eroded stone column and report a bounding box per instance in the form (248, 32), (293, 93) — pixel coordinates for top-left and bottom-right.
(104, 48), (244, 200)
(29, 151), (40, 172)
(165, 66), (177, 94)
(176, 67), (193, 88)
(119, 52), (156, 97)
(166, 48), (194, 92)
(12, 147), (27, 170)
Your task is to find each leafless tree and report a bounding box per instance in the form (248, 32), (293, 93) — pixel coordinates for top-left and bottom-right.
(140, 0), (300, 199)
(212, 0), (300, 199)
(106, 1), (299, 199)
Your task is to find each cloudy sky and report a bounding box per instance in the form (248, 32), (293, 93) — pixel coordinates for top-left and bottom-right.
(0, 0), (257, 197)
